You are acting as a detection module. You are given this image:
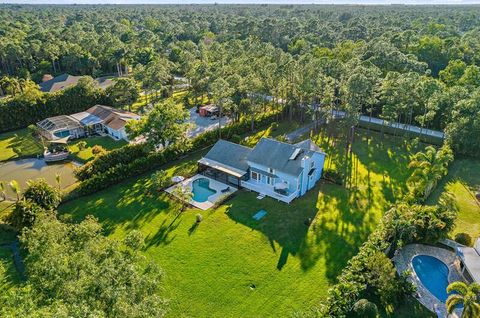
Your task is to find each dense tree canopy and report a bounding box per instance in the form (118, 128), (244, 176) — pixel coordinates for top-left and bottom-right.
(0, 214), (166, 318)
(1, 4), (480, 156)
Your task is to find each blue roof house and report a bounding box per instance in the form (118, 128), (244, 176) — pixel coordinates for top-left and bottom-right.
(198, 138), (326, 203)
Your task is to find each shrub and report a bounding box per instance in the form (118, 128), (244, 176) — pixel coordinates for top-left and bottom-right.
(23, 179), (62, 210)
(322, 169), (343, 185)
(230, 134), (242, 143)
(275, 134), (288, 142)
(196, 214), (203, 223)
(9, 200), (50, 230)
(91, 145), (106, 156)
(151, 170), (170, 191)
(76, 140), (87, 150)
(455, 232), (472, 246)
(353, 299), (378, 318)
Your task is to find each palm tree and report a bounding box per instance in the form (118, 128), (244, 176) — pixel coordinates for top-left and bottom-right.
(172, 185), (193, 213)
(8, 180), (21, 202)
(408, 145), (454, 201)
(446, 281), (480, 317)
(0, 181), (6, 201)
(55, 173), (61, 190)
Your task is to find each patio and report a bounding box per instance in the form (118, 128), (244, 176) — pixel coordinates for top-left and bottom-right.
(165, 174), (237, 210)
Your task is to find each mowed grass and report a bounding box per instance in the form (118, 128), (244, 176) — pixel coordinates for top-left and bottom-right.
(0, 127), (43, 161)
(69, 137), (127, 163)
(428, 158), (480, 240)
(59, 129), (416, 317)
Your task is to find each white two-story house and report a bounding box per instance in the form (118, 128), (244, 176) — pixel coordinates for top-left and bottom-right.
(198, 137), (326, 203)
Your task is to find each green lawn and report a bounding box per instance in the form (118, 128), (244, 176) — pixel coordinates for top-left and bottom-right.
(59, 129), (417, 317)
(132, 90), (190, 114)
(69, 137), (127, 163)
(428, 158), (480, 240)
(0, 127), (43, 161)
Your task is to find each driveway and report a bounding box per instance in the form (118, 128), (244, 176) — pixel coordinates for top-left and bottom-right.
(187, 107), (232, 138)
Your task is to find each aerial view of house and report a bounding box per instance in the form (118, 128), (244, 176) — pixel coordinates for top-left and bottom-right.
(37, 105), (140, 141)
(198, 138), (326, 203)
(1, 3), (480, 318)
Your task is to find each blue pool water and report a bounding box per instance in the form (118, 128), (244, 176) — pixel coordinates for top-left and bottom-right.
(192, 178), (216, 202)
(412, 255), (450, 303)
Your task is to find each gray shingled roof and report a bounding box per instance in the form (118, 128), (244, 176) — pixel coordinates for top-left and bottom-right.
(39, 74), (82, 93)
(247, 138), (319, 177)
(295, 139), (326, 154)
(202, 139), (252, 173)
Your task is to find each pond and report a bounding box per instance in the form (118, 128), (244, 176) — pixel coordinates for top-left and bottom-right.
(0, 158), (78, 199)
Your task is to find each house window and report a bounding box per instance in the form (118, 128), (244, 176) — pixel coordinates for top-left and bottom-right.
(251, 171), (260, 181)
(267, 176), (271, 185)
(311, 161), (315, 168)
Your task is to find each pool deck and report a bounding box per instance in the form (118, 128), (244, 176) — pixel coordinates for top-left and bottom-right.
(393, 243), (463, 317)
(165, 174), (237, 210)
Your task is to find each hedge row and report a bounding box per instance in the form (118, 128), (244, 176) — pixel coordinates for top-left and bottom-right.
(74, 111), (280, 195)
(75, 111), (279, 182)
(76, 145), (185, 196)
(0, 80), (108, 133)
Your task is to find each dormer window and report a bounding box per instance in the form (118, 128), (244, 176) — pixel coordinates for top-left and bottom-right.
(311, 161), (315, 168)
(268, 168), (274, 174)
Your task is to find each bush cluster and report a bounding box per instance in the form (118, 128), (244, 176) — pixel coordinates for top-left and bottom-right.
(9, 179), (62, 230)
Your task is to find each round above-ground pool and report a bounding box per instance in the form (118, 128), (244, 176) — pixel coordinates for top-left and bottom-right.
(412, 255), (450, 303)
(191, 178), (216, 203)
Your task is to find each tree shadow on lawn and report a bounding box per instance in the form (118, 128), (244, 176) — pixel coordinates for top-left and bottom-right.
(225, 181), (378, 282)
(62, 176), (173, 236)
(144, 216), (181, 248)
(5, 131), (42, 159)
(352, 133), (412, 200)
(428, 158), (480, 205)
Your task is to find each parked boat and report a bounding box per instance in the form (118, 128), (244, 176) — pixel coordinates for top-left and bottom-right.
(43, 136), (70, 162)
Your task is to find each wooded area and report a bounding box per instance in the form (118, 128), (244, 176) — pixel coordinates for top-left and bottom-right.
(1, 4), (479, 156)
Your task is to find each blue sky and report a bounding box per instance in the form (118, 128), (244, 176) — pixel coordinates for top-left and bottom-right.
(1, 0), (479, 4)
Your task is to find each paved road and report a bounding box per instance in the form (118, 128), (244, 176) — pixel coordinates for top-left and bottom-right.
(286, 121), (320, 142)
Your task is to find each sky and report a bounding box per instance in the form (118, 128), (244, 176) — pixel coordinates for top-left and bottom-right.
(1, 0), (480, 4)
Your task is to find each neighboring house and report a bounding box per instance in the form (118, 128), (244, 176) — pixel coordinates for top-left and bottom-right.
(198, 138), (326, 203)
(39, 73), (115, 93)
(37, 105), (140, 141)
(39, 74), (83, 93)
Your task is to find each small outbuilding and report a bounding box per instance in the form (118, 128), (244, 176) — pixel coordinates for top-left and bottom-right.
(199, 104), (218, 117)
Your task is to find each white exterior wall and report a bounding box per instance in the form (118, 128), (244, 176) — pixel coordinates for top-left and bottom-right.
(246, 161), (301, 197)
(299, 152), (326, 196)
(104, 125), (129, 141)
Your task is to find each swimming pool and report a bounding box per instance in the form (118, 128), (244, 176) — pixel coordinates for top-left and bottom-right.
(412, 255), (450, 303)
(192, 178), (217, 202)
